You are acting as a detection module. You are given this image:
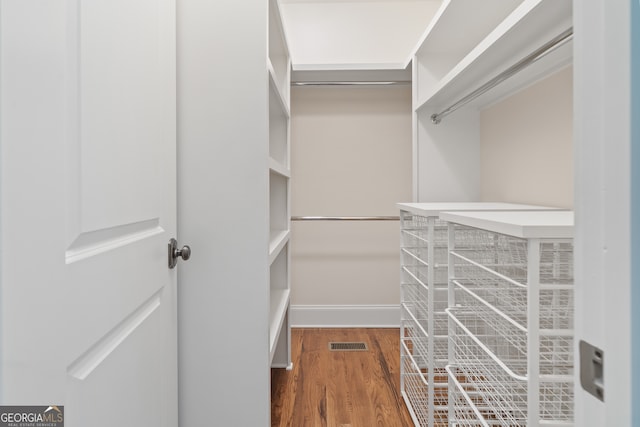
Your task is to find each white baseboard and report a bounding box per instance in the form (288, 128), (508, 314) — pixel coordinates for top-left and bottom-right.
(290, 304), (400, 328)
(271, 362), (293, 370)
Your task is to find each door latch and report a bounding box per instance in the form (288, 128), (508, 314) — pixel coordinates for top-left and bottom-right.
(579, 340), (604, 401)
(168, 238), (191, 269)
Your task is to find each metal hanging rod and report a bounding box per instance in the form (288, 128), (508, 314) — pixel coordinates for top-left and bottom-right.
(431, 27), (573, 125)
(291, 216), (400, 221)
(292, 81), (410, 87)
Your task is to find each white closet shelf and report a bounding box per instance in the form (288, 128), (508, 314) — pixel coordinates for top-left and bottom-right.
(439, 210), (574, 239)
(269, 0), (290, 60)
(268, 57), (290, 100)
(412, 0), (522, 64)
(269, 288), (290, 362)
(269, 158), (290, 178)
(268, 0), (290, 100)
(397, 202), (561, 218)
(268, 60), (291, 117)
(269, 229), (290, 264)
(415, 0), (572, 112)
(292, 62), (408, 72)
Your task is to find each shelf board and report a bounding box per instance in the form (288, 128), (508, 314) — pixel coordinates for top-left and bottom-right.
(415, 0), (572, 112)
(269, 288), (291, 363)
(268, 0), (291, 102)
(269, 0), (291, 60)
(439, 210), (574, 239)
(413, 0), (522, 60)
(292, 62), (408, 72)
(269, 229), (290, 264)
(292, 68), (411, 85)
(269, 158), (290, 178)
(268, 59), (291, 117)
(397, 202), (562, 218)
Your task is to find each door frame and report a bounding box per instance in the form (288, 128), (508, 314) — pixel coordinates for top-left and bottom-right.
(574, 0), (633, 425)
(632, 0), (640, 425)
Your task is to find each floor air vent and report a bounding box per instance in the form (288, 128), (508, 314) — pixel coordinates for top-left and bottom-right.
(328, 342), (368, 351)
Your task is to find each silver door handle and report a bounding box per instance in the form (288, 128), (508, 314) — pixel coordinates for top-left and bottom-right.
(168, 238), (191, 269)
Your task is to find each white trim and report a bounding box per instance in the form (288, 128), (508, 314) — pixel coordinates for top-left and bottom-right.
(290, 304), (400, 328)
(271, 362), (294, 371)
(292, 62), (407, 71)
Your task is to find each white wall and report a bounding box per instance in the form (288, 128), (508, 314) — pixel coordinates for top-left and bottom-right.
(480, 66), (573, 208)
(416, 106), (481, 202)
(280, 0), (440, 69)
(290, 85), (412, 325)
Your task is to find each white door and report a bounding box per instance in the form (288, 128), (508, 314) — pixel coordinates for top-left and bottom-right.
(0, 1), (178, 426)
(574, 1), (632, 425)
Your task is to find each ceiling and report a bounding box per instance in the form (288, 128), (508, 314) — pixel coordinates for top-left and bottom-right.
(279, 0), (441, 75)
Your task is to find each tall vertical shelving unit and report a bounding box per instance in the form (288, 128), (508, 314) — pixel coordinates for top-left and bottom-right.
(268, 0), (292, 370)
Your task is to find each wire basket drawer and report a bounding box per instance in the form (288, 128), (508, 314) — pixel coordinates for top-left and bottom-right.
(447, 364), (526, 427)
(400, 213), (455, 426)
(402, 338), (449, 427)
(445, 213), (574, 427)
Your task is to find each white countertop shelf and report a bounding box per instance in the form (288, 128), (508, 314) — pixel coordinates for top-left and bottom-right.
(439, 210), (574, 239)
(397, 202), (561, 218)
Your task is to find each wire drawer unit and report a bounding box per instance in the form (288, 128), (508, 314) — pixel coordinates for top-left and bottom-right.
(397, 203), (560, 427)
(440, 210), (574, 427)
(400, 209), (448, 427)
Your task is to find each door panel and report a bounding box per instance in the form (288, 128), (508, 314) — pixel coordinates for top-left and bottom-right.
(76, 0), (173, 231)
(0, 1), (177, 425)
(67, 300), (168, 427)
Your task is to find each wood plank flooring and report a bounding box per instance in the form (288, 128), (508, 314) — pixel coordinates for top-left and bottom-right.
(271, 328), (414, 427)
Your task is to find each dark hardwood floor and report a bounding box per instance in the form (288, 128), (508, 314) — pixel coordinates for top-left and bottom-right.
(271, 328), (414, 427)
